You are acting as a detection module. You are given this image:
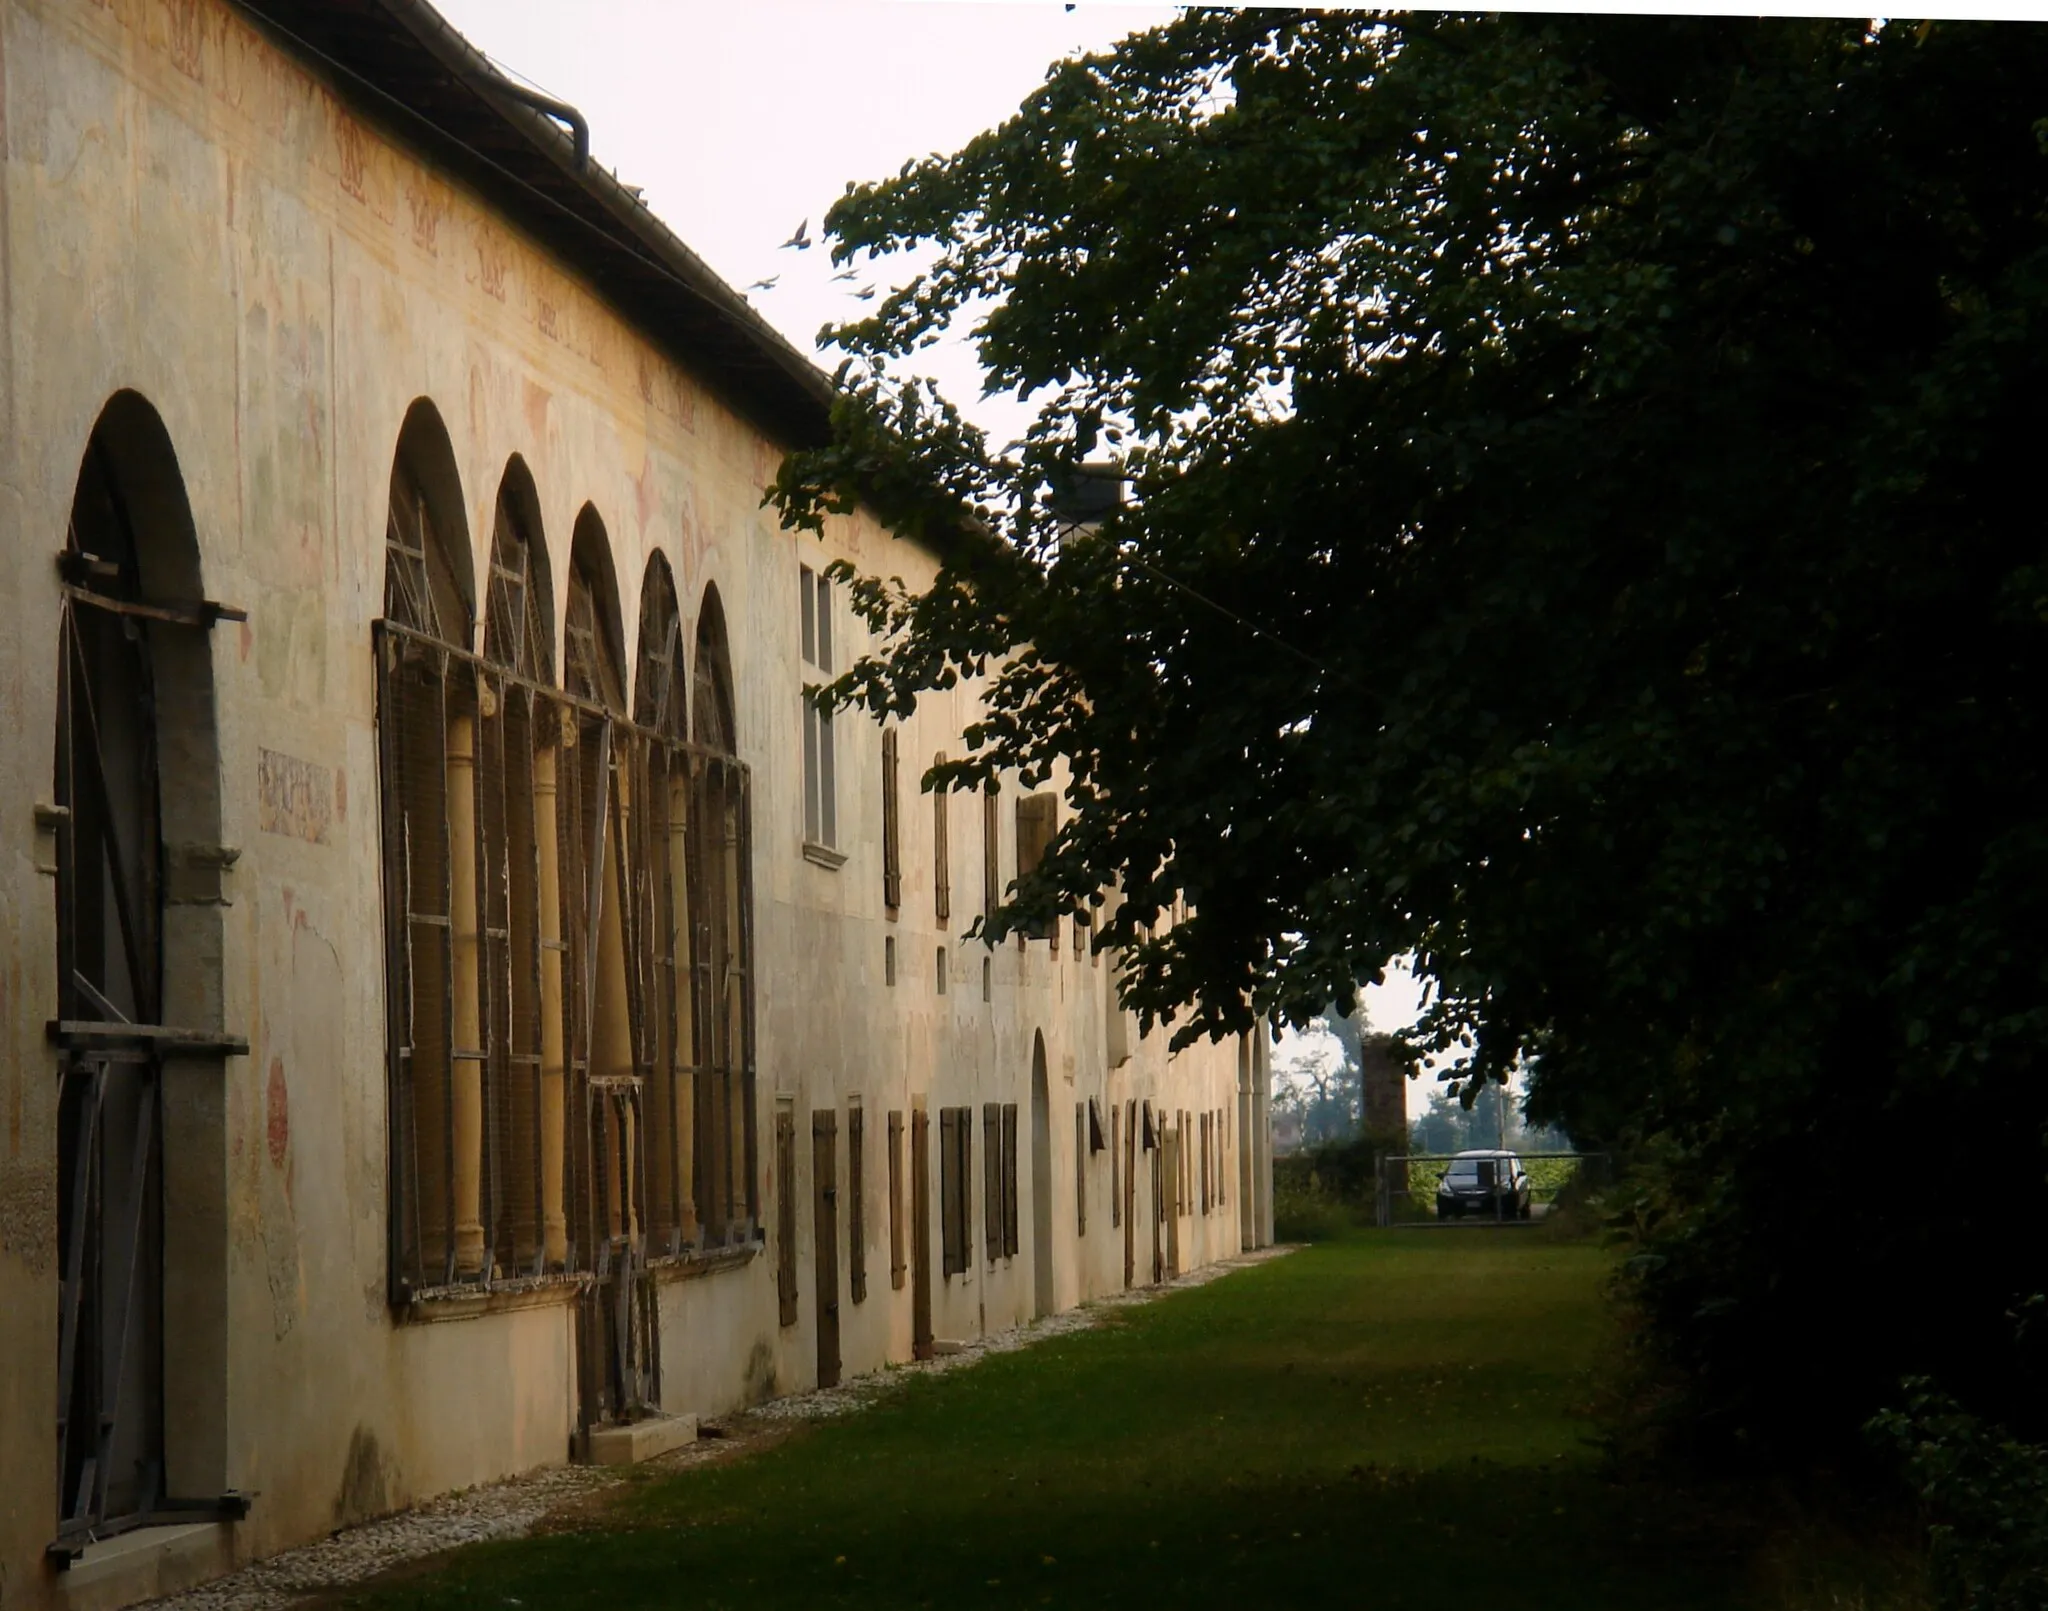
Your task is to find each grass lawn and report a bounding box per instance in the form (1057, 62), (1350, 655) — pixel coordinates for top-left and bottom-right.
(342, 1231), (1924, 1610)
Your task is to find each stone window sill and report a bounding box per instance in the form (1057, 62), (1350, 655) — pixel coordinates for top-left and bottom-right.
(802, 841), (848, 870)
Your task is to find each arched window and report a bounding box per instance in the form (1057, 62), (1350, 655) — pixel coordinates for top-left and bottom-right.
(478, 459), (556, 1276)
(52, 393), (235, 1544)
(690, 586), (756, 1243)
(375, 400), (487, 1295)
(631, 555), (696, 1253)
(560, 509), (640, 1280)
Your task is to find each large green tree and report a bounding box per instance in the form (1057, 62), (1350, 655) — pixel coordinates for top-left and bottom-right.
(774, 13), (2048, 1456)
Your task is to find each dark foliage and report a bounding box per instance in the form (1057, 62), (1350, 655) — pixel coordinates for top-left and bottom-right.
(772, 13), (2048, 1460)
(1873, 1377), (2048, 1610)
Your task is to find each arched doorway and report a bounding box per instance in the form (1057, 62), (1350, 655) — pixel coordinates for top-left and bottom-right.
(1030, 1033), (1053, 1317)
(53, 393), (235, 1547)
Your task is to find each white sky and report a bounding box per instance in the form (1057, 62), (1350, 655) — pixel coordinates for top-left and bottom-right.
(431, 0), (1177, 442)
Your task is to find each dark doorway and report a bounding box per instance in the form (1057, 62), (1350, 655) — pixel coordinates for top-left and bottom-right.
(911, 1105), (932, 1360)
(53, 395), (234, 1548)
(812, 1110), (841, 1389)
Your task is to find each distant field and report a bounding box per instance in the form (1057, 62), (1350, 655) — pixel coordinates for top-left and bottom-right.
(338, 1232), (1925, 1611)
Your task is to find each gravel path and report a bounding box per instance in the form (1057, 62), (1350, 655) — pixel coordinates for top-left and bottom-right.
(144, 1246), (1293, 1610)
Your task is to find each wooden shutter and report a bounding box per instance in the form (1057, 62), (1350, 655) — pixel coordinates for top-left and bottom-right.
(1125, 1100), (1138, 1289)
(912, 1106), (933, 1355)
(1110, 1104), (1121, 1229)
(958, 1109), (974, 1271)
(933, 755), (950, 923)
(983, 1103), (1002, 1263)
(1218, 1107), (1227, 1207)
(775, 1108), (798, 1326)
(887, 1110), (905, 1290)
(1075, 1102), (1087, 1236)
(1001, 1102), (1020, 1257)
(848, 1104), (867, 1304)
(982, 788), (999, 918)
(939, 1107), (963, 1277)
(881, 728), (901, 913)
(812, 1110), (841, 1388)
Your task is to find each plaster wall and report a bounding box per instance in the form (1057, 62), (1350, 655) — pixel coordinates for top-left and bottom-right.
(0, 3), (1258, 1607)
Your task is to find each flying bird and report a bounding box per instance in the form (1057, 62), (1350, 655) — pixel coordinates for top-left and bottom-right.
(854, 285), (877, 301)
(748, 274), (780, 293)
(780, 218), (811, 250)
(831, 267), (859, 282)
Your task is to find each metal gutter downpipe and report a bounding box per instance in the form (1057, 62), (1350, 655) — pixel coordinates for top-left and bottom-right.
(483, 76), (590, 172)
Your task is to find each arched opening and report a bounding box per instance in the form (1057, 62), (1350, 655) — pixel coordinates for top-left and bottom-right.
(1030, 1032), (1054, 1317)
(631, 554), (695, 1252)
(691, 585), (754, 1243)
(479, 458), (555, 1276)
(53, 391), (232, 1543)
(376, 398), (484, 1293)
(560, 509), (640, 1300)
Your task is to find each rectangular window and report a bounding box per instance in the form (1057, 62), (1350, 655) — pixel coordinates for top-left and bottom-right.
(885, 934), (896, 986)
(849, 1103), (867, 1303)
(1015, 793), (1057, 944)
(776, 1106), (798, 1326)
(940, 1106), (971, 1277)
(983, 1103), (1003, 1264)
(981, 955), (991, 1003)
(887, 1109), (905, 1291)
(936, 945), (948, 995)
(933, 753), (950, 924)
(1200, 1110), (1210, 1213)
(1001, 1103), (1020, 1257)
(800, 566), (837, 848)
(881, 726), (901, 913)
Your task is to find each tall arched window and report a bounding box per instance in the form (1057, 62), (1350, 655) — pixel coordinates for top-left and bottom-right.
(631, 554), (695, 1253)
(561, 509), (639, 1274)
(690, 586), (756, 1243)
(479, 459), (556, 1276)
(53, 393), (236, 1544)
(376, 400), (486, 1295)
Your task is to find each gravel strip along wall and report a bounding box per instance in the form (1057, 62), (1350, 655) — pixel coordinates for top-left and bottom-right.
(142, 1248), (1294, 1611)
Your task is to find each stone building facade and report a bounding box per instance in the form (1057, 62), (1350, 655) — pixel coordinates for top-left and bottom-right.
(0, 2), (1275, 1607)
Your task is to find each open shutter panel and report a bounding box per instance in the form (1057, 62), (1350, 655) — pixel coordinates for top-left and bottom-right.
(982, 790), (999, 918)
(1110, 1105), (1121, 1228)
(1002, 1103), (1020, 1257)
(848, 1105), (867, 1304)
(887, 1109), (905, 1289)
(1075, 1102), (1087, 1236)
(933, 757), (950, 923)
(881, 729), (901, 912)
(983, 1104), (1002, 1263)
(939, 1107), (961, 1276)
(775, 1109), (798, 1326)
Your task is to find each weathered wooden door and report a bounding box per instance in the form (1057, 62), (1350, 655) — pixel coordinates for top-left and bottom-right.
(812, 1110), (841, 1389)
(910, 1106), (932, 1359)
